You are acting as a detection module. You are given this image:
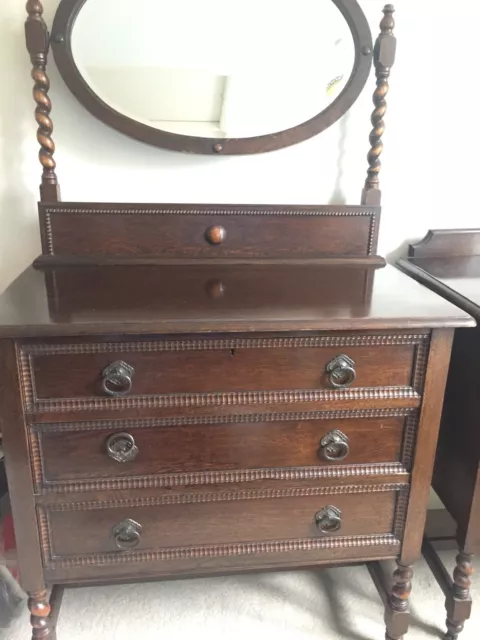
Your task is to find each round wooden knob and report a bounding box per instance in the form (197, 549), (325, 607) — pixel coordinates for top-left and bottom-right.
(205, 279), (226, 299)
(205, 225), (226, 245)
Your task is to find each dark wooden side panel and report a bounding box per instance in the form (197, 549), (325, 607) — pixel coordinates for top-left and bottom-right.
(0, 340), (44, 591)
(432, 325), (480, 553)
(401, 328), (455, 565)
(38, 203), (380, 259)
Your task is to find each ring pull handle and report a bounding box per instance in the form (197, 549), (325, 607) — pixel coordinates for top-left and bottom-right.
(106, 432), (139, 463)
(320, 430), (350, 462)
(326, 354), (356, 388)
(112, 518), (142, 550)
(101, 360), (134, 397)
(315, 506), (342, 534)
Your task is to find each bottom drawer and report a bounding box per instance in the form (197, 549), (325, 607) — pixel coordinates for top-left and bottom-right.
(38, 483), (407, 573)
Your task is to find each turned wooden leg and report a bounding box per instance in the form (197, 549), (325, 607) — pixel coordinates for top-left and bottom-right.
(445, 551), (474, 640)
(385, 562), (413, 640)
(28, 590), (53, 639)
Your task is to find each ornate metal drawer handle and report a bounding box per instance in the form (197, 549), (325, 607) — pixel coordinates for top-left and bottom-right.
(101, 360), (134, 397)
(112, 518), (142, 550)
(326, 354), (356, 388)
(315, 506), (342, 534)
(106, 432), (139, 463)
(320, 430), (350, 462)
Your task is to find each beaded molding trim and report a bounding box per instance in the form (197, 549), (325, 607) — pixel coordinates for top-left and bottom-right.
(24, 386), (421, 414)
(42, 205), (379, 256)
(34, 463), (408, 494)
(44, 534), (401, 568)
(21, 333), (430, 355)
(43, 206), (377, 217)
(29, 408), (417, 493)
(19, 333), (429, 412)
(46, 483), (409, 512)
(31, 407), (418, 433)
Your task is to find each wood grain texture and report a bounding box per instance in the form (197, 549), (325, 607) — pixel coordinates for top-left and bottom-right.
(0, 340), (45, 592)
(30, 414), (413, 491)
(38, 203), (380, 261)
(400, 328), (455, 565)
(0, 265), (473, 338)
(25, 340), (419, 399)
(38, 486), (402, 565)
(17, 331), (429, 414)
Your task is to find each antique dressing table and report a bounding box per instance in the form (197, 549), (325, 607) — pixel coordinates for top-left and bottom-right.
(398, 231), (480, 640)
(0, 2), (474, 639)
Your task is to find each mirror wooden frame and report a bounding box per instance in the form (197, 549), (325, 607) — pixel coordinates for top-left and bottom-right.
(50, 0), (374, 155)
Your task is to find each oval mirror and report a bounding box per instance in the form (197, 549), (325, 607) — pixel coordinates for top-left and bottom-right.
(52, 0), (373, 154)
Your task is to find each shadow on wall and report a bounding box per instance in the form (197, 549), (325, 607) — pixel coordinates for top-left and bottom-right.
(0, 14), (41, 292)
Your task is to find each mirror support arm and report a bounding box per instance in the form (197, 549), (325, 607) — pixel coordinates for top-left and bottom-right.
(25, 0), (61, 203)
(362, 4), (396, 206)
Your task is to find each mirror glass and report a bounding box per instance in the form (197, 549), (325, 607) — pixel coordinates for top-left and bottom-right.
(71, 0), (355, 139)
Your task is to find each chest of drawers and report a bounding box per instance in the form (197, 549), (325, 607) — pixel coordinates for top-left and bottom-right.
(0, 263), (473, 639)
(5, 4), (474, 637)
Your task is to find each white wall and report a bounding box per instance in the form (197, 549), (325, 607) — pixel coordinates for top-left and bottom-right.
(1, 0), (480, 292)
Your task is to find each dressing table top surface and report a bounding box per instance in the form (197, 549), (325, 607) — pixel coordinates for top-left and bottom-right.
(398, 229), (480, 321)
(402, 256), (480, 316)
(0, 263), (473, 338)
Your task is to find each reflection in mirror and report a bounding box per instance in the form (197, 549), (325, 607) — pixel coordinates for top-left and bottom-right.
(71, 0), (355, 138)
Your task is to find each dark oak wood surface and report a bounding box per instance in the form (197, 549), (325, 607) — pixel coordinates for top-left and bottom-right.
(397, 229), (480, 640)
(43, 488), (398, 557)
(0, 264), (473, 338)
(8, 4), (471, 639)
(28, 341), (416, 399)
(37, 203), (381, 262)
(32, 414), (411, 489)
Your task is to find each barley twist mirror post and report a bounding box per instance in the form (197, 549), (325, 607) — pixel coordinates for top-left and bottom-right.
(25, 0), (61, 202)
(362, 3), (396, 206)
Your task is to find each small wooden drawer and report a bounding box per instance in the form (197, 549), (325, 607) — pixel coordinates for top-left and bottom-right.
(19, 333), (429, 413)
(30, 410), (417, 493)
(37, 483), (405, 569)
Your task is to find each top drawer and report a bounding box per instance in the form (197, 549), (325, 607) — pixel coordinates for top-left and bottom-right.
(18, 333), (429, 414)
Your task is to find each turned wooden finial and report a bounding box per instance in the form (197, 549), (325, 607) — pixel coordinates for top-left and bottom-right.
(25, 0), (60, 202)
(362, 4), (396, 206)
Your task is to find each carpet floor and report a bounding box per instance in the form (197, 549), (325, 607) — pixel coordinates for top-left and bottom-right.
(1, 550), (478, 640)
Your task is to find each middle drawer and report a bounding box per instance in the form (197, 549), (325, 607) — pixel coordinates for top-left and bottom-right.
(30, 410), (416, 493)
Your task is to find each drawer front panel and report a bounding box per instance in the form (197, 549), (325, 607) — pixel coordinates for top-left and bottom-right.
(39, 485), (403, 563)
(20, 334), (429, 412)
(31, 412), (416, 492)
